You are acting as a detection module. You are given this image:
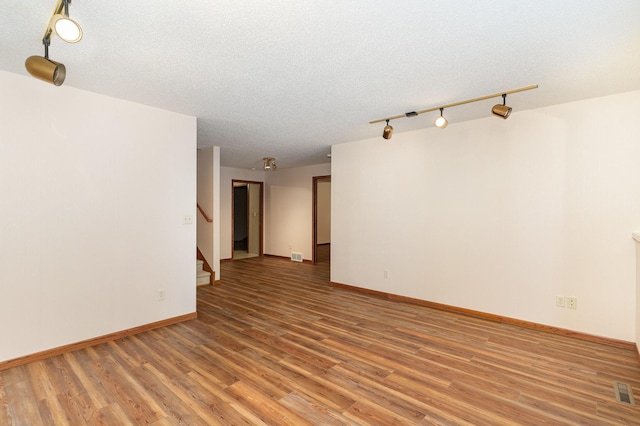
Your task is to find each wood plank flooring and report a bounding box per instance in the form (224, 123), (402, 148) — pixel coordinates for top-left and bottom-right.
(2, 256), (640, 425)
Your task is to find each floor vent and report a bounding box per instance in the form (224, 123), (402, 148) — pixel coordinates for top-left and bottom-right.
(291, 252), (303, 262)
(614, 381), (635, 405)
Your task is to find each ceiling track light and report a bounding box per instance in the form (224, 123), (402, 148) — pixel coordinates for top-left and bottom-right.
(24, 0), (82, 86)
(25, 39), (66, 86)
(263, 157), (277, 171)
(434, 108), (448, 129)
(51, 0), (82, 43)
(492, 94), (512, 119)
(382, 119), (393, 139)
(370, 84), (537, 137)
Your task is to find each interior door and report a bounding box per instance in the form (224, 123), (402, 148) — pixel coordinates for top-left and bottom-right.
(313, 175), (331, 263)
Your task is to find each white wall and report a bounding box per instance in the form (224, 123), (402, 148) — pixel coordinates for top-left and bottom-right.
(0, 71), (196, 362)
(197, 146), (221, 280)
(332, 90), (640, 342)
(248, 183), (261, 255)
(197, 147), (214, 267)
(220, 167), (265, 260)
(265, 163), (331, 260)
(213, 147), (221, 280)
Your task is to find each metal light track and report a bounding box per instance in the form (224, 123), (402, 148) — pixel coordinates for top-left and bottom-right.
(369, 84), (538, 124)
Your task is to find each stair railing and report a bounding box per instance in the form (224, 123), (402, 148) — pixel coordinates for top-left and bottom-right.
(197, 203), (213, 223)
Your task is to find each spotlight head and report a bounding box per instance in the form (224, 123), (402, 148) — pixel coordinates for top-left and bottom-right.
(25, 55), (66, 86)
(51, 14), (83, 43)
(434, 116), (448, 128)
(492, 104), (512, 119)
(492, 93), (512, 119)
(382, 120), (393, 139)
(263, 157), (276, 170)
(435, 108), (448, 129)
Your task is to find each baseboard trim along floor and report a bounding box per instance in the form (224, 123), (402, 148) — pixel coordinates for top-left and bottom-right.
(0, 312), (197, 371)
(330, 281), (636, 351)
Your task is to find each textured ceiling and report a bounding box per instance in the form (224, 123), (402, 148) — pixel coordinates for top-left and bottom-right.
(3, 1), (640, 169)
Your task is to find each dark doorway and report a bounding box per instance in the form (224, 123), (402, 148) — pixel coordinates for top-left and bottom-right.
(233, 186), (248, 250)
(232, 180), (264, 259)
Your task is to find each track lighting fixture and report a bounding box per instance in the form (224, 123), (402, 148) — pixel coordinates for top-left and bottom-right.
(25, 40), (66, 86)
(382, 120), (393, 139)
(434, 108), (448, 129)
(51, 0), (82, 43)
(492, 94), (512, 119)
(263, 157), (277, 171)
(24, 0), (82, 86)
(370, 85), (537, 136)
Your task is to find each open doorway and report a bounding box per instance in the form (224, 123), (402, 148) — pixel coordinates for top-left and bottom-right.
(313, 175), (331, 263)
(232, 180), (263, 260)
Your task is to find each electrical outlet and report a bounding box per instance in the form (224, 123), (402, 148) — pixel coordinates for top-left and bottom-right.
(567, 297), (577, 309)
(182, 215), (193, 225)
(383, 269), (389, 278)
(158, 289), (165, 301)
(556, 295), (565, 307)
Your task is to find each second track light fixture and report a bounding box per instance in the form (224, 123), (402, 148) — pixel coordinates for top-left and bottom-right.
(25, 39), (66, 86)
(263, 157), (277, 171)
(25, 0), (82, 86)
(382, 120), (393, 139)
(434, 108), (448, 129)
(371, 85), (537, 138)
(492, 94), (512, 119)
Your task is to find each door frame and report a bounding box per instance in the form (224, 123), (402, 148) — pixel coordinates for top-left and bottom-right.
(232, 180), (264, 258)
(312, 175), (331, 263)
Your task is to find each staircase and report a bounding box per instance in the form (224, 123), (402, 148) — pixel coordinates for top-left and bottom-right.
(196, 259), (212, 286)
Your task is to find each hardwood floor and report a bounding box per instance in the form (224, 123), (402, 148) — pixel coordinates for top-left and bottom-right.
(2, 256), (640, 425)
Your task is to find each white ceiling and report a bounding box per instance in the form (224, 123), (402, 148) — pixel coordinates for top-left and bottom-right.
(3, 1), (640, 169)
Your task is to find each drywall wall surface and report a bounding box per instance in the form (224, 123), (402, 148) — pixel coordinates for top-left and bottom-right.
(265, 163), (331, 260)
(248, 183), (261, 255)
(197, 147), (214, 271)
(0, 71), (196, 362)
(332, 90), (640, 342)
(213, 146), (221, 280)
